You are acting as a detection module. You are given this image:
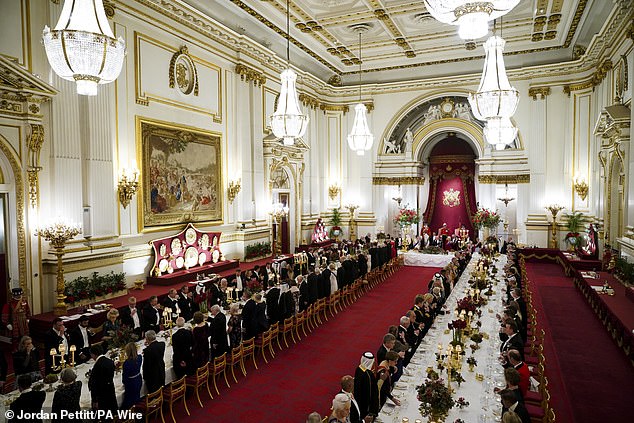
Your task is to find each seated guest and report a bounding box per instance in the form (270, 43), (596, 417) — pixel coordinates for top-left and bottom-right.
(172, 317), (193, 378)
(500, 321), (524, 364)
(328, 393), (352, 423)
(52, 368), (82, 422)
(44, 318), (69, 375)
(162, 289), (181, 319)
(102, 308), (121, 350)
(208, 305), (228, 358)
(142, 296), (161, 333)
(88, 345), (117, 415)
(354, 352), (379, 420)
(9, 374), (46, 422)
(340, 375), (361, 423)
(122, 342), (142, 410)
(120, 296), (143, 338)
(178, 286), (195, 321)
(142, 330), (166, 394)
(376, 351), (401, 408)
(69, 315), (94, 364)
(12, 336), (41, 383)
(191, 311), (210, 369)
(500, 389), (530, 423)
(227, 303), (242, 349)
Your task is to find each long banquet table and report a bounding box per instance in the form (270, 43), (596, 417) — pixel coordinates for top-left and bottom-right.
(402, 252), (453, 268)
(377, 253), (507, 423)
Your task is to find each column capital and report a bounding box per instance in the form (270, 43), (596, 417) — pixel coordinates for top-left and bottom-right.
(528, 86), (551, 100)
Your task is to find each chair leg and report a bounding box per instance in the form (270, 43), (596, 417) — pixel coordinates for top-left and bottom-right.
(240, 358), (247, 377)
(261, 346), (269, 364)
(170, 402), (176, 423)
(212, 374), (220, 396)
(283, 332), (290, 348)
(276, 334), (283, 350)
(206, 381), (214, 399)
(223, 371), (231, 389)
(160, 407), (166, 423)
(252, 352), (258, 370)
(268, 342), (276, 358)
(195, 387), (203, 408)
(301, 323), (308, 337)
(231, 364), (238, 383)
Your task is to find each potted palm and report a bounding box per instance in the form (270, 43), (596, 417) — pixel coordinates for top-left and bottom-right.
(329, 207), (343, 239)
(564, 212), (584, 250)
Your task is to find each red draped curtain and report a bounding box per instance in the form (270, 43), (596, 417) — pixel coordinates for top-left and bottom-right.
(423, 137), (478, 238)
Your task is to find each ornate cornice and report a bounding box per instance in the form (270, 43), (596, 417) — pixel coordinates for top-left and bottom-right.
(299, 93), (373, 114)
(563, 59), (613, 95)
(372, 176), (425, 185)
(528, 86), (551, 100)
(478, 174), (531, 184)
(235, 63), (267, 87)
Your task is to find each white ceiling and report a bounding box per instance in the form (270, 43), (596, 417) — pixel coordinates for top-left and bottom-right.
(181, 0), (614, 85)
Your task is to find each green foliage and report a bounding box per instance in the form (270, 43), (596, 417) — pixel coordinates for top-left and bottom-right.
(245, 242), (272, 259)
(565, 212), (584, 234)
(64, 271), (126, 304)
(615, 257), (634, 284)
(329, 207), (342, 227)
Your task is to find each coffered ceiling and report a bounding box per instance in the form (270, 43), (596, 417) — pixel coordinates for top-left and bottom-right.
(181, 0), (616, 85)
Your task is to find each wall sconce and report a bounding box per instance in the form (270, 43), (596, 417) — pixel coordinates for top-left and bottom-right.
(573, 176), (588, 201)
(328, 184), (341, 200)
(228, 179), (241, 204)
(118, 167), (139, 209)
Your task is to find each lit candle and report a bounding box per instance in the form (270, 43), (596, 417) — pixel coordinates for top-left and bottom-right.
(50, 348), (56, 368)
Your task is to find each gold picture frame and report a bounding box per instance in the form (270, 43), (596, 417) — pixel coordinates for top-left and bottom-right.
(136, 117), (223, 232)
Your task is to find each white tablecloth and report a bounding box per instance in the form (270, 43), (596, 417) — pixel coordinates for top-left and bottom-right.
(378, 253), (508, 423)
(403, 252), (453, 268)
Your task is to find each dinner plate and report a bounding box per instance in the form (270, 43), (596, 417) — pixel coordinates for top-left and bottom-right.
(212, 249), (220, 263)
(199, 233), (210, 250)
(198, 252), (207, 266)
(185, 227), (197, 245)
(158, 259), (168, 273)
(185, 246), (198, 268)
(175, 257), (184, 269)
(171, 238), (182, 255)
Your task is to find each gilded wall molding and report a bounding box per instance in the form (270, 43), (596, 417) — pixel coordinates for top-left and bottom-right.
(235, 63), (267, 87)
(372, 176), (425, 185)
(563, 59), (613, 95)
(168, 46), (199, 96)
(26, 124), (44, 208)
(528, 87), (551, 100)
(478, 174), (531, 184)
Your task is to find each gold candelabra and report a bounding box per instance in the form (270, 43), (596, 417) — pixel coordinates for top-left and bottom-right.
(37, 220), (81, 316)
(50, 343), (76, 371)
(227, 179), (241, 204)
(162, 307), (174, 345)
(118, 167), (139, 209)
(545, 204), (564, 249)
(345, 203), (359, 241)
(270, 203), (289, 257)
(573, 177), (589, 201)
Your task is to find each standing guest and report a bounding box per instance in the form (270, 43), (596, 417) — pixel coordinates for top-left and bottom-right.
(500, 389), (530, 423)
(142, 296), (161, 333)
(2, 288), (31, 343)
(142, 330), (166, 394)
(101, 309), (121, 351)
(208, 305), (228, 358)
(288, 281), (301, 315)
(178, 286), (194, 321)
(9, 374), (45, 423)
(121, 342), (142, 410)
(340, 375), (361, 423)
(397, 316), (415, 366)
(191, 312), (210, 369)
(88, 345), (117, 416)
(120, 297), (143, 338)
(376, 333), (396, 365)
(69, 315), (93, 364)
(12, 336), (41, 383)
(241, 292), (258, 340)
(44, 318), (69, 374)
(297, 275), (310, 311)
(52, 368), (82, 422)
(226, 303), (242, 349)
(232, 269), (245, 299)
(405, 310), (422, 348)
(208, 279), (224, 308)
(172, 317), (193, 378)
(354, 352), (379, 421)
(254, 293), (269, 337)
(218, 279), (229, 308)
(328, 393), (352, 423)
(328, 264), (339, 295)
(376, 351), (401, 408)
(265, 283), (282, 324)
(495, 368), (524, 405)
(162, 289), (181, 319)
(500, 321), (524, 364)
(306, 266), (320, 303)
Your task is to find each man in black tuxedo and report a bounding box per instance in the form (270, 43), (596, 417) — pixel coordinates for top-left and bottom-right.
(142, 330), (166, 393)
(376, 333), (396, 365)
(44, 318), (70, 374)
(88, 345), (117, 416)
(120, 296), (143, 338)
(208, 305), (228, 358)
(9, 374), (46, 422)
(306, 266), (320, 303)
(142, 296), (161, 333)
(297, 275), (310, 311)
(208, 279), (223, 308)
(162, 289), (181, 320)
(178, 286), (195, 322)
(340, 375), (361, 423)
(232, 269), (245, 299)
(501, 389), (531, 423)
(398, 316), (415, 366)
(241, 293), (258, 340)
(500, 321), (525, 364)
(319, 265), (332, 298)
(265, 284), (281, 324)
(69, 315), (94, 364)
(171, 317), (193, 378)
(254, 294), (269, 337)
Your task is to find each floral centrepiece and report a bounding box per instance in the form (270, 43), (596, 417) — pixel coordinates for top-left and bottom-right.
(64, 271), (126, 304)
(471, 208), (501, 230)
(394, 206), (420, 226)
(107, 325), (139, 350)
(417, 372), (455, 421)
(246, 279), (263, 296)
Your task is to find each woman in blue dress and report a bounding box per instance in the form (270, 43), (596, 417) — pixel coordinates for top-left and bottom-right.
(121, 342), (143, 410)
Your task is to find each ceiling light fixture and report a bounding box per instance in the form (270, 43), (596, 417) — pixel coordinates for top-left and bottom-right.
(269, 0), (309, 146)
(42, 0), (125, 96)
(468, 19), (519, 150)
(347, 29), (373, 156)
(423, 0), (520, 40)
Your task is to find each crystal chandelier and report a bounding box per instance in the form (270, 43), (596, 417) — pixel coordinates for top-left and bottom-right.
(423, 1), (520, 40)
(42, 0), (125, 96)
(484, 117), (517, 150)
(347, 31), (374, 156)
(269, 0), (309, 146)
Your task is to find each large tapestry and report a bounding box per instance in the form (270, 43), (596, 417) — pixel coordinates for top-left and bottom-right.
(137, 117), (222, 231)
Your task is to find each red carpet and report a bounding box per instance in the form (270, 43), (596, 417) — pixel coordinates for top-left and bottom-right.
(524, 262), (634, 423)
(182, 266), (440, 423)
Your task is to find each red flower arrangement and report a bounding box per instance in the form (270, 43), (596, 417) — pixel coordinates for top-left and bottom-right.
(246, 279), (263, 295)
(472, 208), (501, 230)
(394, 206), (420, 226)
(456, 297), (477, 314)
